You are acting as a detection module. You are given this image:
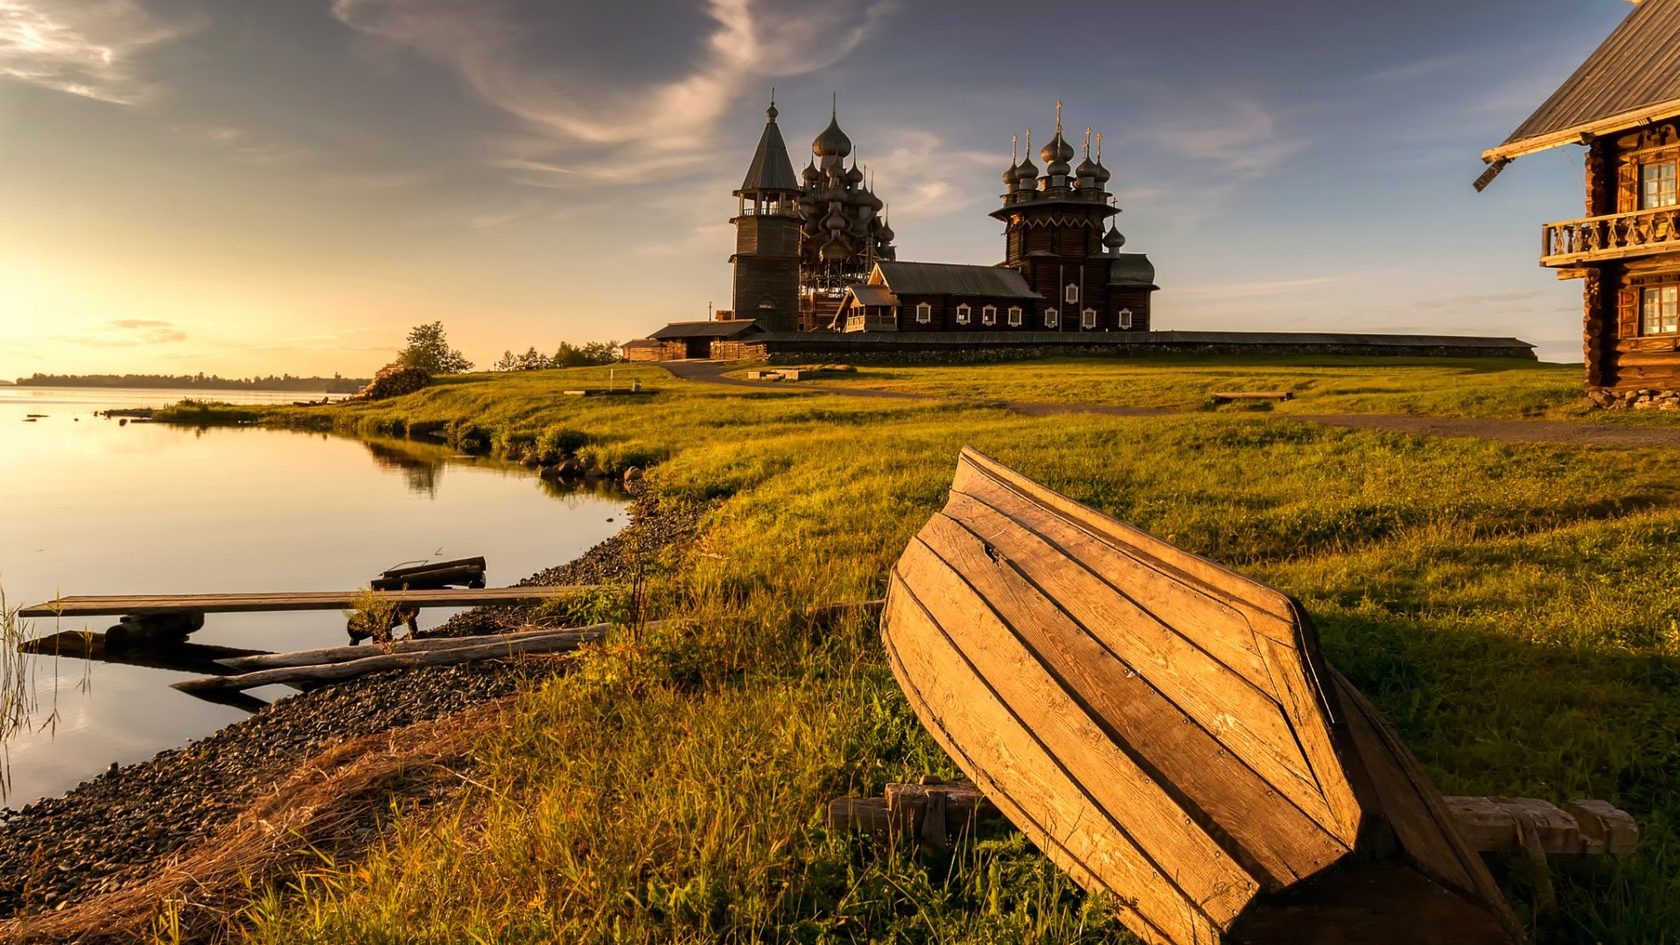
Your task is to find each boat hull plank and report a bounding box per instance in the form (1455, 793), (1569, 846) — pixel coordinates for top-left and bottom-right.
(882, 447), (1525, 945)
(905, 512), (1351, 887)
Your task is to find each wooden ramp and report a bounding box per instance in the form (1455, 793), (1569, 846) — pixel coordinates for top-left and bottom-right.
(882, 447), (1525, 945)
(18, 587), (583, 619)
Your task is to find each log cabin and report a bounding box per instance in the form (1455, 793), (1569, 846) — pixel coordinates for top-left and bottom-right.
(1481, 0), (1680, 403)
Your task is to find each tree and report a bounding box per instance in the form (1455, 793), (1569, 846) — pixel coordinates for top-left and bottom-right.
(553, 340), (623, 367)
(398, 321), (473, 375)
(493, 347), (552, 371)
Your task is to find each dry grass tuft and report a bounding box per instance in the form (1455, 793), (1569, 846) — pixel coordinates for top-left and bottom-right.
(0, 700), (512, 944)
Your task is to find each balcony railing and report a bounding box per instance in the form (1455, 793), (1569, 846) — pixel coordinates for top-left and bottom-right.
(1541, 206), (1680, 266)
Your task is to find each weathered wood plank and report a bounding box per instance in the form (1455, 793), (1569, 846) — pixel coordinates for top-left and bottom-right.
(18, 585), (593, 618)
(938, 488), (1343, 834)
(172, 627), (603, 693)
(909, 514), (1349, 887)
(215, 624), (606, 672)
(1210, 391), (1293, 402)
(19, 630), (266, 675)
(882, 583), (1215, 945)
(881, 447), (1524, 945)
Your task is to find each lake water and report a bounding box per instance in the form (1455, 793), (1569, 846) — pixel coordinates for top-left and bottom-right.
(0, 386), (625, 809)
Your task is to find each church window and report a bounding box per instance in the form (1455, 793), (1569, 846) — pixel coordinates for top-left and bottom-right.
(956, 303), (971, 325)
(1007, 306), (1023, 326)
(916, 302), (933, 324)
(1081, 307), (1098, 329)
(1065, 283), (1080, 305)
(982, 305), (998, 326)
(1643, 286), (1679, 335)
(1045, 307), (1059, 328)
(1118, 308), (1134, 330)
(1642, 163), (1678, 210)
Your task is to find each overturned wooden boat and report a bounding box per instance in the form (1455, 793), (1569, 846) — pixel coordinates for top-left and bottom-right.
(882, 448), (1528, 945)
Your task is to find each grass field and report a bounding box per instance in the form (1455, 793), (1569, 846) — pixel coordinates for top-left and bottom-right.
(160, 358), (1680, 943)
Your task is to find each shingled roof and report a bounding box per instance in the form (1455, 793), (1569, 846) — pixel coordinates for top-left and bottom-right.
(1484, 0), (1680, 163)
(738, 106), (801, 193)
(874, 261), (1041, 300)
(649, 320), (763, 340)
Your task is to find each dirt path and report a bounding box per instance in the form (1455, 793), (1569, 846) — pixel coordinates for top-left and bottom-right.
(659, 361), (1680, 448)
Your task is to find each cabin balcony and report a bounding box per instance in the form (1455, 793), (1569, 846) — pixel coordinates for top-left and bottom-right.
(843, 311), (898, 333)
(1541, 206), (1680, 267)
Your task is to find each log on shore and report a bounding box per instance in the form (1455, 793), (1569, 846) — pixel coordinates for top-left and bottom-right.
(173, 627), (605, 693)
(216, 624), (608, 672)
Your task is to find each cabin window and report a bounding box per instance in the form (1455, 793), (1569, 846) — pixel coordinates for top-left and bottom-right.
(1081, 307), (1097, 329)
(982, 305), (998, 326)
(1065, 283), (1080, 304)
(1044, 307), (1059, 328)
(1643, 285), (1680, 335)
(915, 302), (932, 324)
(955, 303), (971, 325)
(1007, 305), (1023, 326)
(1642, 162), (1678, 210)
(1118, 307), (1134, 330)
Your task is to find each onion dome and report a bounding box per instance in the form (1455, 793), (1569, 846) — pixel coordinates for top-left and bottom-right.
(802, 160), (820, 184)
(1075, 154), (1100, 181)
(820, 237), (850, 262)
(876, 220), (895, 242)
(845, 160), (864, 185)
(1040, 131), (1075, 167)
(1103, 225), (1127, 251)
(813, 113), (853, 160)
(1015, 156), (1037, 183)
(823, 210), (846, 231)
(1094, 160), (1112, 185)
(865, 189), (884, 211)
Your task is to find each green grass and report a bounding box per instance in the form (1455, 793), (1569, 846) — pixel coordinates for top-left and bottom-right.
(806, 355), (1669, 422)
(148, 359), (1680, 943)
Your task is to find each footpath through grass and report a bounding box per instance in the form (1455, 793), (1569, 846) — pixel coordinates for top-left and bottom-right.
(803, 355), (1680, 424)
(182, 360), (1680, 944)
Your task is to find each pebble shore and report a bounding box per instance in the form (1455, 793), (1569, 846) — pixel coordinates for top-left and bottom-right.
(0, 496), (699, 919)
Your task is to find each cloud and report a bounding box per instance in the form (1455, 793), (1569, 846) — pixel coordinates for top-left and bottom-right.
(860, 128), (998, 219)
(79, 318), (187, 346)
(1156, 99), (1301, 179)
(1414, 291), (1544, 311)
(0, 0), (201, 104)
(331, 0), (894, 180)
(186, 125), (313, 166)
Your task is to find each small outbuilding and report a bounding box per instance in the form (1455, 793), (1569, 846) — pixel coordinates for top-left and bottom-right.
(646, 319), (765, 359)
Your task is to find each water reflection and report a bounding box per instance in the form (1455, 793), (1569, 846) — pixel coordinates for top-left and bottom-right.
(361, 438), (445, 496)
(0, 387), (628, 807)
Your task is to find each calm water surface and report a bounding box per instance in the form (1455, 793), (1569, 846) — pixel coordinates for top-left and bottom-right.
(0, 387), (624, 809)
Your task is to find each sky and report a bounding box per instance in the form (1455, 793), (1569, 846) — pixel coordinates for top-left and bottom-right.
(0, 0), (1639, 378)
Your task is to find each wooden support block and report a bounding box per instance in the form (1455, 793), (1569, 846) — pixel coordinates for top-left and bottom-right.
(1441, 796), (1637, 856)
(825, 780), (1001, 851)
(1565, 799), (1639, 855)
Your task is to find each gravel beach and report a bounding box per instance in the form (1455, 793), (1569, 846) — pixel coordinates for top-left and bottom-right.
(0, 495), (700, 920)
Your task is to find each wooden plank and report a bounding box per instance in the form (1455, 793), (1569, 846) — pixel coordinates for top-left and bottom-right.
(938, 488), (1342, 833)
(1211, 391), (1293, 402)
(949, 449), (1364, 840)
(215, 624), (605, 671)
(882, 583), (1224, 945)
(908, 514), (1350, 887)
(18, 585), (592, 618)
(1327, 671), (1523, 938)
(173, 627), (604, 693)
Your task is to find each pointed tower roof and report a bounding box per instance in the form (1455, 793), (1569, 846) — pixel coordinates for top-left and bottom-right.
(738, 98), (801, 193)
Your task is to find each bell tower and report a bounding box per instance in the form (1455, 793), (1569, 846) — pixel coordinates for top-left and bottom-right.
(730, 97), (802, 333)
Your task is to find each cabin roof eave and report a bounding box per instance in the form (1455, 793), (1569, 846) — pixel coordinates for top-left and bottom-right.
(1481, 96), (1680, 164)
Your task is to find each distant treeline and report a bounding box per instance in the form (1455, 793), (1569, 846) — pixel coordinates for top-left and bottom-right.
(15, 373), (370, 393)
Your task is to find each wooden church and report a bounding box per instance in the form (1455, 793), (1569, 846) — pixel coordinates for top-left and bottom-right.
(1481, 0), (1680, 403)
(727, 100), (1157, 337)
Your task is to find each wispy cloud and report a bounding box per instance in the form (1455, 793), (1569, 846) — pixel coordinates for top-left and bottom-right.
(331, 0), (894, 183)
(186, 125), (313, 166)
(1156, 99), (1301, 179)
(77, 318), (187, 346)
(0, 0), (201, 104)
